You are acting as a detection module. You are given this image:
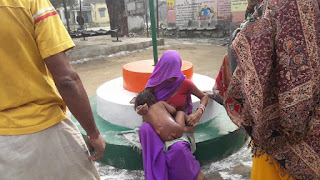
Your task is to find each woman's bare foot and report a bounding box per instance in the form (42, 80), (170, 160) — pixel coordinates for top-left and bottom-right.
(197, 171), (207, 180)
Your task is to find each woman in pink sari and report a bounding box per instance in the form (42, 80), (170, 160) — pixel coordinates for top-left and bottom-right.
(138, 50), (208, 180)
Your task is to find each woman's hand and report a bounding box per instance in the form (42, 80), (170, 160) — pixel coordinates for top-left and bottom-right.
(188, 85), (208, 127)
(186, 109), (203, 127)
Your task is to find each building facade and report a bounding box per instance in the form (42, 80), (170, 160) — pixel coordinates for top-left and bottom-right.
(57, 0), (109, 29)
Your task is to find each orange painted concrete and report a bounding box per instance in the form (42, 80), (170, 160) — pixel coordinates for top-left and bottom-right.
(123, 60), (193, 93)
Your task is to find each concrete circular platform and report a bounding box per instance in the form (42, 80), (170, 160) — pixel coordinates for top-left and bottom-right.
(71, 96), (247, 170)
(97, 73), (221, 129)
(123, 60), (194, 93)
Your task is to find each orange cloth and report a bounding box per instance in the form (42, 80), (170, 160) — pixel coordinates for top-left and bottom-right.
(251, 153), (294, 180)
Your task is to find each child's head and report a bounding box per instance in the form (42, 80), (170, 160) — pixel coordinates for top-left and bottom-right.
(134, 88), (157, 110)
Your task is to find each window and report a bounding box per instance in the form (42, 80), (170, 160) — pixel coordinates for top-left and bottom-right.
(99, 8), (106, 18)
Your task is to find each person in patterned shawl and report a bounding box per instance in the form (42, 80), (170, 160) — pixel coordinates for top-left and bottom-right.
(212, 0), (320, 179)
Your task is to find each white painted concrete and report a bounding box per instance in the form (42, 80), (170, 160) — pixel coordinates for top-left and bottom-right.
(96, 73), (222, 129)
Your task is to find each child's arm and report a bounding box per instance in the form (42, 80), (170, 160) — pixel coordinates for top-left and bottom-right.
(161, 101), (177, 116)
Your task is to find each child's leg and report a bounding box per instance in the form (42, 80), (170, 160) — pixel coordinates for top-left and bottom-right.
(175, 111), (195, 133)
(175, 111), (187, 127)
(197, 171), (207, 180)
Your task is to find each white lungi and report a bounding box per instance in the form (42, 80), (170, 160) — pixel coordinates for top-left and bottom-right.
(0, 119), (100, 180)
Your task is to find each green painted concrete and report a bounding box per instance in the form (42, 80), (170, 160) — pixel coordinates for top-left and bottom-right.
(71, 95), (247, 170)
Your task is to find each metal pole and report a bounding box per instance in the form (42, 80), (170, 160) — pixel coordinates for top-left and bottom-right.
(146, 14), (149, 37)
(79, 0), (84, 30)
(62, 0), (71, 33)
(156, 0), (159, 38)
(145, 0), (149, 38)
(149, 0), (158, 65)
(79, 0), (82, 15)
(192, 0), (195, 20)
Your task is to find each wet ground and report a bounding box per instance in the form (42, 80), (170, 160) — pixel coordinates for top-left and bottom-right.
(69, 37), (253, 179)
(96, 146), (252, 180)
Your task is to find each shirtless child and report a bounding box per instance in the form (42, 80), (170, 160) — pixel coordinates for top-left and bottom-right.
(134, 88), (194, 142)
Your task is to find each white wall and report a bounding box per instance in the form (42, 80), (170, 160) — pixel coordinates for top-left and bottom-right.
(127, 16), (145, 32)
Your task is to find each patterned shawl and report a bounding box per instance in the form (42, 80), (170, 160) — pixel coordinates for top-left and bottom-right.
(224, 0), (320, 179)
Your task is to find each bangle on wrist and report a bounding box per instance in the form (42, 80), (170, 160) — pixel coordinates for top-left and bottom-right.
(87, 132), (100, 139)
(197, 104), (206, 114)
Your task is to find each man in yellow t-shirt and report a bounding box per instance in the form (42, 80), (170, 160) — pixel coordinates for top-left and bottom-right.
(0, 0), (106, 179)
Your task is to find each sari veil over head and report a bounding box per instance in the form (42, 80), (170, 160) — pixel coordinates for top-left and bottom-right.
(145, 50), (193, 114)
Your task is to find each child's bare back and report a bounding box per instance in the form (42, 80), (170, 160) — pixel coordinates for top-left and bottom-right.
(141, 101), (194, 142)
(134, 88), (194, 142)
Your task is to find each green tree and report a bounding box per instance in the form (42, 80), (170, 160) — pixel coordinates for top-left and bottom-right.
(105, 0), (128, 36)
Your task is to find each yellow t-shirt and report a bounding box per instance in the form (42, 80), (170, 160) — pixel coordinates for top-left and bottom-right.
(0, 0), (75, 135)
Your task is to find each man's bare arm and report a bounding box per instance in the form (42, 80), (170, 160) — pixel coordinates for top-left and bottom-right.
(44, 52), (106, 161)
